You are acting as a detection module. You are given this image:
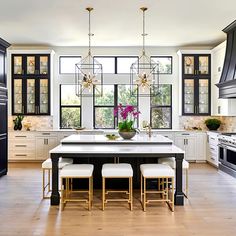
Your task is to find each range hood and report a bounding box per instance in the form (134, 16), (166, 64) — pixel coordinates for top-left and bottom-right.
(216, 20), (236, 98)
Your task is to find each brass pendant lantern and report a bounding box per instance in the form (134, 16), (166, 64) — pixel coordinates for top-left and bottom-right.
(130, 7), (160, 97)
(75, 7), (103, 97)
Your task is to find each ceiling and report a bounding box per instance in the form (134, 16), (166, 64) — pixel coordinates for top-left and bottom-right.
(0, 0), (235, 47)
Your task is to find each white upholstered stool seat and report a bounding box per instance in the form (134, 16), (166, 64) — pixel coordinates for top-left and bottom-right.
(42, 158), (73, 169)
(60, 164), (94, 211)
(101, 163), (133, 211)
(140, 164), (175, 212)
(140, 164), (174, 177)
(60, 164), (94, 177)
(42, 158), (73, 199)
(102, 163), (133, 177)
(158, 157), (189, 198)
(158, 157), (189, 169)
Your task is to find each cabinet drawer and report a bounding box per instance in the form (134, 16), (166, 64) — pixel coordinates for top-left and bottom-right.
(9, 132), (35, 139)
(176, 132), (195, 137)
(9, 140), (35, 149)
(9, 153), (35, 160)
(36, 132), (58, 137)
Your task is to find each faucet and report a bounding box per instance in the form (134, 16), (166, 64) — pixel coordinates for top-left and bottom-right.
(145, 124), (152, 138)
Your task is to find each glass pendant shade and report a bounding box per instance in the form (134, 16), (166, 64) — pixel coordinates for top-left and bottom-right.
(75, 7), (103, 97)
(130, 7), (160, 97)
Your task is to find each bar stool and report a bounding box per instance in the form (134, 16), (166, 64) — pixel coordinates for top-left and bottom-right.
(140, 164), (175, 212)
(158, 157), (189, 198)
(41, 157), (73, 199)
(60, 164), (94, 211)
(102, 163), (133, 211)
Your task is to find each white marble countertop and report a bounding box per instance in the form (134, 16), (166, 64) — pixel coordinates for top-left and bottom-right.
(50, 143), (184, 154)
(61, 134), (173, 145)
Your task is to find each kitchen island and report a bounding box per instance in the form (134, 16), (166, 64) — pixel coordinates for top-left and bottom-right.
(50, 134), (185, 206)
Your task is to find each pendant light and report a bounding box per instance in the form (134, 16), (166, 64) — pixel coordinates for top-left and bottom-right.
(75, 7), (103, 97)
(130, 7), (160, 97)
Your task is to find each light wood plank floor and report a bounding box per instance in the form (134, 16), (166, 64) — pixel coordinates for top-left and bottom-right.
(0, 163), (236, 236)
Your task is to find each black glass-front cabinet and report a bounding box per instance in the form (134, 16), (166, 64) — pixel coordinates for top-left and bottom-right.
(12, 54), (50, 115)
(182, 54), (211, 116)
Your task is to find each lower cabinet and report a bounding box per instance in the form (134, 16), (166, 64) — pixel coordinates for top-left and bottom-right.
(206, 132), (219, 167)
(8, 131), (76, 161)
(175, 133), (196, 161)
(35, 136), (58, 160)
(174, 132), (206, 161)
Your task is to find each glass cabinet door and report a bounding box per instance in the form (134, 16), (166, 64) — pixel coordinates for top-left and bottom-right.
(13, 79), (23, 113)
(198, 56), (210, 75)
(198, 79), (209, 114)
(39, 79), (49, 114)
(183, 56), (195, 75)
(39, 56), (49, 75)
(26, 79), (36, 114)
(26, 56), (36, 74)
(13, 56), (23, 75)
(184, 79), (195, 114)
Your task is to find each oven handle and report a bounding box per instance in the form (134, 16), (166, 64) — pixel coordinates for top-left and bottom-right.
(218, 144), (236, 152)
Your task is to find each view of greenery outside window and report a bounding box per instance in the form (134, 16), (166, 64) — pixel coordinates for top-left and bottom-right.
(60, 84), (81, 128)
(94, 85), (138, 129)
(151, 56), (172, 74)
(59, 56), (81, 74)
(93, 56), (138, 74)
(150, 84), (172, 129)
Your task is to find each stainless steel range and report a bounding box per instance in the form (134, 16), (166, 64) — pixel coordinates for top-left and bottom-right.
(218, 133), (236, 177)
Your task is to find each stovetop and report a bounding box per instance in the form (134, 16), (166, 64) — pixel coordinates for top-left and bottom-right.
(219, 133), (236, 146)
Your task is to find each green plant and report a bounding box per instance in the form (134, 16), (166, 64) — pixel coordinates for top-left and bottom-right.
(13, 115), (24, 126)
(204, 118), (221, 130)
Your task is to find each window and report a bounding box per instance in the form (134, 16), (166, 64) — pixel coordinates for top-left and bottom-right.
(59, 56), (81, 74)
(150, 84), (172, 129)
(60, 84), (81, 128)
(151, 56), (172, 74)
(93, 85), (138, 129)
(93, 56), (138, 74)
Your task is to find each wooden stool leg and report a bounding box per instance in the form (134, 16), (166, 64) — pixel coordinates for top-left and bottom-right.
(129, 177), (133, 211)
(42, 169), (45, 199)
(172, 177), (175, 212)
(102, 177), (105, 211)
(140, 174), (143, 205)
(88, 177), (92, 211)
(61, 178), (64, 211)
(48, 169), (51, 192)
(185, 169), (189, 198)
(143, 177), (146, 212)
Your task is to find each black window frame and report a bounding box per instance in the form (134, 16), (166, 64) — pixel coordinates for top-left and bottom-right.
(93, 84), (139, 129)
(93, 56), (139, 74)
(151, 56), (173, 74)
(59, 84), (82, 129)
(150, 84), (172, 129)
(59, 56), (82, 74)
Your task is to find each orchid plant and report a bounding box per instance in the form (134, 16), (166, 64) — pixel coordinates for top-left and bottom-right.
(114, 104), (141, 132)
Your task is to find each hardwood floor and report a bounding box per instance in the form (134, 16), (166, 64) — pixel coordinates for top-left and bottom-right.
(1, 163), (236, 236)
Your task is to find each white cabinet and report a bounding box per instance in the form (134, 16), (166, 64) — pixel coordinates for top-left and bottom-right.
(206, 132), (219, 167)
(212, 41), (236, 116)
(35, 132), (59, 160)
(8, 132), (36, 160)
(175, 133), (196, 161)
(196, 133), (207, 161)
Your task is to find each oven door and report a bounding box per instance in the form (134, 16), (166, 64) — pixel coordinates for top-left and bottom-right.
(218, 144), (226, 164)
(225, 146), (236, 170)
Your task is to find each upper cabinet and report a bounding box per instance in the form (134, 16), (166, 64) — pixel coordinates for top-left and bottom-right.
(178, 51), (211, 116)
(10, 51), (53, 116)
(12, 54), (50, 76)
(0, 38), (10, 88)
